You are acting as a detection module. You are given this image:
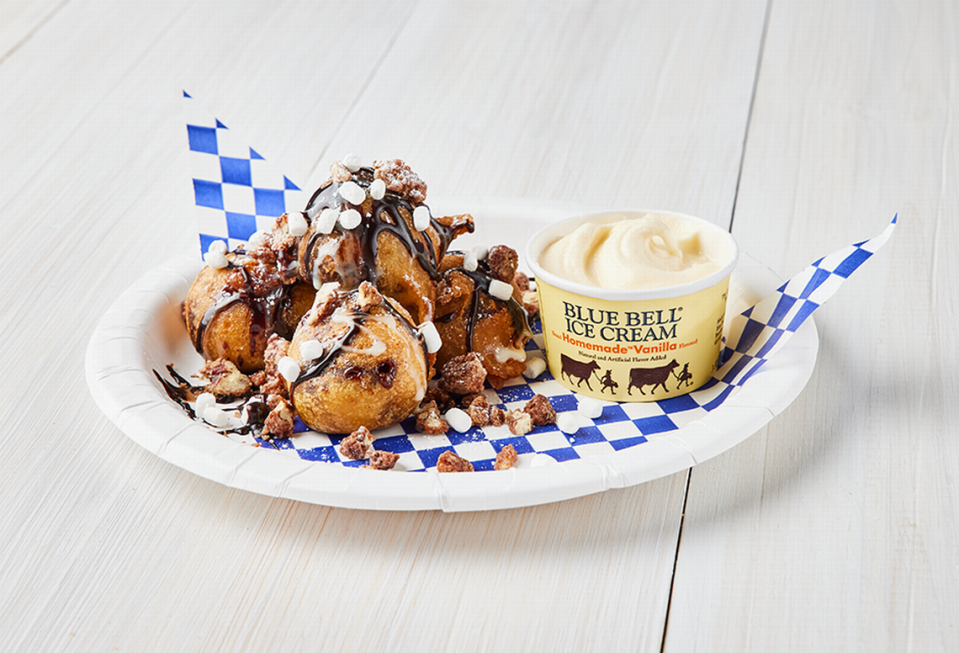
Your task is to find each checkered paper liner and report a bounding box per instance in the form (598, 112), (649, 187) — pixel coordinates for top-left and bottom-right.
(184, 95), (897, 472)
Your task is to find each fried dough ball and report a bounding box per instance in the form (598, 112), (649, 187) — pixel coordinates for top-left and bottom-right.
(434, 247), (533, 387)
(286, 282), (430, 434)
(183, 250), (314, 373)
(298, 160), (472, 326)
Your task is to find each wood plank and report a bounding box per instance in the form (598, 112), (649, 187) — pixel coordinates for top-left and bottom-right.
(665, 0), (959, 650)
(0, 0), (769, 650)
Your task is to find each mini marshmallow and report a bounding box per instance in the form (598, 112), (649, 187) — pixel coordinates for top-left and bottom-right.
(195, 392), (216, 415)
(445, 407), (472, 433)
(419, 321), (442, 354)
(339, 208), (362, 230)
(577, 396), (605, 419)
(317, 208), (340, 234)
(278, 356), (301, 383)
(463, 250), (478, 271)
(339, 181), (366, 205)
(299, 339), (324, 361)
(342, 153), (363, 172)
(203, 405), (229, 428)
(523, 356), (547, 379)
(471, 245), (488, 261)
(287, 211), (309, 237)
(208, 239), (228, 255)
(530, 453), (558, 468)
(556, 412), (580, 434)
(413, 205), (431, 231)
(204, 250), (228, 270)
(248, 231), (269, 248)
(488, 279), (513, 301)
(369, 178), (386, 200)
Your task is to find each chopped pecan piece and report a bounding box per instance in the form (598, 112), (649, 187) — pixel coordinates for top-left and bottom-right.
(364, 450), (400, 470)
(263, 334), (291, 374)
(416, 400), (448, 435)
(464, 394), (492, 427)
(520, 289), (539, 317)
(423, 386), (455, 413)
(489, 406), (507, 427)
(438, 352), (487, 395)
(506, 409), (533, 436)
(199, 358), (252, 397)
(486, 245), (519, 282)
(513, 270), (531, 292)
(523, 394), (556, 426)
(263, 397), (295, 439)
(330, 160), (353, 183)
(373, 159), (427, 203)
(494, 444), (518, 471)
(436, 450), (474, 473)
(339, 425), (375, 460)
(355, 281), (383, 312)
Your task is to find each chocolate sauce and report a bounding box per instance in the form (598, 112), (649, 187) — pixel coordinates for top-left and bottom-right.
(189, 257), (294, 357)
(290, 293), (426, 396)
(301, 168), (473, 290)
(441, 256), (532, 353)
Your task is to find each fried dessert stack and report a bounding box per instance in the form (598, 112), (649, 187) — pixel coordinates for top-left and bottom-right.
(181, 158), (538, 435)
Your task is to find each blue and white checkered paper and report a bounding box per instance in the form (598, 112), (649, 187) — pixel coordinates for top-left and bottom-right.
(184, 96), (897, 471)
(183, 92), (304, 255)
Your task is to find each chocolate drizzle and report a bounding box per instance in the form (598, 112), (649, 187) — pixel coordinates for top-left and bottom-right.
(290, 293), (427, 397)
(441, 255), (532, 353)
(301, 168), (472, 289)
(190, 257), (295, 356)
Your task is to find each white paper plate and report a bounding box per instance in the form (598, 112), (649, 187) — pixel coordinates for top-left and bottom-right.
(85, 199), (817, 511)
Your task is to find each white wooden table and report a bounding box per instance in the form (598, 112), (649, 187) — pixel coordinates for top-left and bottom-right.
(2, 0), (955, 650)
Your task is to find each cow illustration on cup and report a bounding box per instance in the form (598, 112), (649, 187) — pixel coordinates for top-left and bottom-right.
(559, 354), (601, 391)
(627, 359), (681, 396)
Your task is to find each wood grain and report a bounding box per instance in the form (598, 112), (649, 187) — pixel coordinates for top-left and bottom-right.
(664, 0), (959, 651)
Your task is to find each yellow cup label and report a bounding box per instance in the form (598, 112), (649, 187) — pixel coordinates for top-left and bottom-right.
(536, 278), (730, 402)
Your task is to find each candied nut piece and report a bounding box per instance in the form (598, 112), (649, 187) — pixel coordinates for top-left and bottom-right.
(364, 450), (400, 470)
(416, 400), (449, 435)
(263, 397), (295, 439)
(507, 409), (533, 436)
(436, 450), (474, 473)
(520, 289), (539, 317)
(199, 358), (252, 397)
(438, 352), (487, 395)
(486, 245), (519, 283)
(513, 271), (531, 292)
(263, 334), (291, 374)
(463, 394), (492, 427)
(339, 425), (375, 460)
(489, 406), (507, 427)
(330, 160), (353, 183)
(355, 281), (383, 312)
(373, 159), (427, 203)
(423, 385), (454, 413)
(494, 444), (518, 471)
(523, 394), (556, 426)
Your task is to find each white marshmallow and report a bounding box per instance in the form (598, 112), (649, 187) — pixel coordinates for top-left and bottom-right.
(339, 181), (366, 205)
(369, 178), (386, 200)
(577, 396), (605, 419)
(463, 250), (478, 271)
(299, 339), (324, 361)
(195, 392), (216, 415)
(339, 208), (362, 230)
(530, 453), (558, 467)
(342, 153), (363, 172)
(278, 356), (301, 383)
(419, 321), (443, 354)
(488, 279), (513, 301)
(204, 250), (228, 270)
(445, 408), (472, 433)
(556, 412), (580, 434)
(203, 405), (229, 428)
(248, 231), (268, 248)
(208, 239), (228, 255)
(471, 245), (488, 261)
(287, 211), (309, 237)
(523, 356), (547, 379)
(317, 208), (339, 234)
(413, 205), (431, 231)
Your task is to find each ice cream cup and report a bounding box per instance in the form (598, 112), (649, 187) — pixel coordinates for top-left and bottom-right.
(526, 210), (739, 402)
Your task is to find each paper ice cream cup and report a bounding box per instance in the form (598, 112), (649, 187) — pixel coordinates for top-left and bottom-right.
(526, 210), (739, 402)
